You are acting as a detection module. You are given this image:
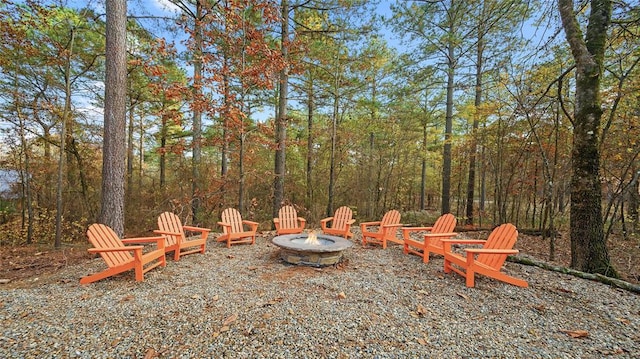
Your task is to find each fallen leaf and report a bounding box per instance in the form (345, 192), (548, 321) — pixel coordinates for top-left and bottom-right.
(212, 295), (219, 301)
(223, 313), (238, 326)
(0, 279), (12, 285)
(212, 332), (220, 338)
(120, 295), (134, 302)
(261, 313), (273, 319)
(417, 338), (427, 345)
(560, 329), (589, 338)
(557, 287), (574, 294)
(615, 317), (630, 325)
(265, 297), (283, 306)
(227, 254), (235, 259)
(456, 292), (470, 300)
(416, 304), (427, 316)
(220, 325), (230, 332)
(532, 304), (546, 313)
(191, 294), (201, 300)
(143, 348), (157, 359)
(337, 292), (347, 299)
(600, 348), (625, 355)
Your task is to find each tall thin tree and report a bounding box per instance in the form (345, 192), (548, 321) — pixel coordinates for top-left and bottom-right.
(100, 0), (127, 236)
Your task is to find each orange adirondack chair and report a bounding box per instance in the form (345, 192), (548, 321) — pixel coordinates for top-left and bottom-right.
(217, 208), (259, 248)
(80, 224), (166, 284)
(360, 210), (403, 248)
(442, 223), (528, 288)
(402, 213), (457, 263)
(320, 206), (355, 239)
(154, 212), (210, 261)
(273, 205), (306, 235)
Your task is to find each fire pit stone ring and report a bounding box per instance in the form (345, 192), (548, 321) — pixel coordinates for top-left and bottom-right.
(272, 233), (353, 267)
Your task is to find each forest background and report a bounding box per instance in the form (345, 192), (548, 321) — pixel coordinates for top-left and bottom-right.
(0, 0), (638, 280)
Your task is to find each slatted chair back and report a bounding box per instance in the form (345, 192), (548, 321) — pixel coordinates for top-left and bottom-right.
(332, 206), (353, 230)
(157, 212), (183, 247)
(87, 224), (131, 268)
(222, 208), (244, 234)
(430, 213), (457, 247)
(380, 210), (401, 227)
(278, 205), (299, 230)
(477, 223), (518, 270)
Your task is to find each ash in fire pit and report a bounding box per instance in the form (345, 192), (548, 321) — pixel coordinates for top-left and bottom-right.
(272, 232), (353, 267)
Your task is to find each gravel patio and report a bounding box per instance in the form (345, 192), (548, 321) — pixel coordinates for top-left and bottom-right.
(1, 230), (638, 358)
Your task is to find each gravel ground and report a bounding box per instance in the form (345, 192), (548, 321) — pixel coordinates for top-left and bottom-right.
(1, 230), (639, 359)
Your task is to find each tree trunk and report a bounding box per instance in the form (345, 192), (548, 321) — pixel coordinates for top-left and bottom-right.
(441, 20), (455, 215)
(558, 0), (616, 276)
(306, 75), (314, 210)
(273, 0), (289, 220)
(191, 0), (203, 222)
(466, 13), (484, 226)
(126, 100), (135, 201)
(100, 0), (127, 237)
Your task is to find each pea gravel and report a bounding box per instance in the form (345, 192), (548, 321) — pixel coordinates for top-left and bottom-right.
(1, 230), (638, 358)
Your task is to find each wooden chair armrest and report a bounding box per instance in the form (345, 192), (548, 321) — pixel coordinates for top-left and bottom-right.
(88, 246), (143, 253)
(217, 221), (231, 228)
(382, 223), (403, 229)
(320, 217), (333, 231)
(465, 248), (519, 255)
(121, 236), (165, 244)
(424, 232), (458, 238)
(153, 229), (181, 236)
(298, 218), (306, 224)
(182, 225), (211, 233)
(440, 239), (487, 245)
(346, 219), (356, 225)
(243, 220), (259, 226)
(273, 218), (280, 224)
(320, 217), (333, 224)
(401, 226), (433, 232)
(402, 226), (433, 239)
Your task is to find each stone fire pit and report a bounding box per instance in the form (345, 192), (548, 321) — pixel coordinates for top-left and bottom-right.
(271, 233), (353, 267)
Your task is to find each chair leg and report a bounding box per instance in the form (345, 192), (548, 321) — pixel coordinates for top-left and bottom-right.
(466, 267), (476, 287)
(443, 258), (452, 273)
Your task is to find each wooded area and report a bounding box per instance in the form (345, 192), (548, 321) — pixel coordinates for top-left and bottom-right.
(0, 0), (638, 277)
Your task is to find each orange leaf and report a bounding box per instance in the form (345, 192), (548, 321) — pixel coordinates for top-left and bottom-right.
(143, 348), (157, 359)
(223, 313), (238, 326)
(560, 329), (589, 338)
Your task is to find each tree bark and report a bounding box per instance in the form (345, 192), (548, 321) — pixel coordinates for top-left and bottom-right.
(441, 19), (455, 215)
(466, 7), (484, 227)
(100, 0), (127, 237)
(306, 74), (314, 210)
(558, 0), (616, 276)
(273, 0), (288, 221)
(191, 0), (203, 222)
